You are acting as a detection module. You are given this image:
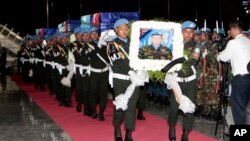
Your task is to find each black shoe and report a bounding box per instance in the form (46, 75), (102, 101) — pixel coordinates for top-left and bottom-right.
(91, 113), (98, 119)
(114, 126), (122, 141)
(124, 129), (133, 141)
(137, 114), (145, 120)
(49, 92), (55, 95)
(64, 102), (73, 107)
(76, 103), (82, 113)
(59, 101), (64, 106)
(83, 110), (91, 116)
(98, 114), (105, 121)
(40, 86), (46, 91)
(34, 85), (39, 90)
(137, 108), (146, 120)
(181, 129), (190, 141)
(169, 125), (176, 141)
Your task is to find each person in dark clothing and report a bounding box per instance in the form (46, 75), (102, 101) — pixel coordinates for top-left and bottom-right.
(0, 47), (7, 74)
(168, 20), (201, 141)
(112, 18), (140, 141)
(17, 49), (22, 74)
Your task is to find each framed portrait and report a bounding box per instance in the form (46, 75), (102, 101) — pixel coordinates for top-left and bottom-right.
(129, 21), (184, 72)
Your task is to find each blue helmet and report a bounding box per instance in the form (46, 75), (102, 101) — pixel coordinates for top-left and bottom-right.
(181, 21), (196, 30)
(89, 26), (98, 33)
(81, 28), (90, 34)
(213, 28), (226, 36)
(113, 18), (129, 28)
(57, 33), (67, 40)
(74, 27), (82, 34)
(200, 27), (211, 33)
(195, 28), (201, 34)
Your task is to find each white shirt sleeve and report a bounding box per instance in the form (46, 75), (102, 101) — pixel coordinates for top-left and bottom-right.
(218, 40), (234, 62)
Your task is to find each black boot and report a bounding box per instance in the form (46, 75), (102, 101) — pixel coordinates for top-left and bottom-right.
(98, 113), (105, 121)
(137, 108), (145, 120)
(169, 125), (176, 141)
(181, 129), (190, 141)
(83, 104), (91, 116)
(114, 126), (122, 141)
(64, 99), (73, 107)
(125, 129), (133, 141)
(76, 102), (82, 113)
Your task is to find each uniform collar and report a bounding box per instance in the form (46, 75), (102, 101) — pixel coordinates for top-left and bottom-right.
(117, 37), (128, 43)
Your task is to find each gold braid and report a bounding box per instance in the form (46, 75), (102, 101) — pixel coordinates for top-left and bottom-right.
(57, 45), (67, 59)
(113, 42), (126, 59)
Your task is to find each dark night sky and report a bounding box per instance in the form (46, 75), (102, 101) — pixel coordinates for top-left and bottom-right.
(0, 0), (248, 37)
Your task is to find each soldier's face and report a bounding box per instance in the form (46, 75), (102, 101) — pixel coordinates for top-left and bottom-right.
(182, 29), (194, 42)
(199, 32), (208, 42)
(212, 32), (218, 41)
(60, 37), (68, 45)
(115, 24), (129, 39)
(194, 34), (200, 42)
(90, 31), (99, 41)
(81, 33), (90, 42)
(75, 33), (82, 40)
(151, 35), (163, 45)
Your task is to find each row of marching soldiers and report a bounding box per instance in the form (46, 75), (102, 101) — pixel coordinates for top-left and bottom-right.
(19, 26), (112, 121)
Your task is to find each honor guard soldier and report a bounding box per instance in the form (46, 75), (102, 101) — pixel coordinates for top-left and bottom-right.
(55, 33), (74, 107)
(194, 28), (201, 43)
(51, 34), (61, 101)
(33, 36), (46, 91)
(112, 18), (139, 141)
(87, 26), (110, 121)
(168, 20), (201, 141)
(20, 40), (32, 84)
(70, 27), (91, 115)
(44, 36), (55, 95)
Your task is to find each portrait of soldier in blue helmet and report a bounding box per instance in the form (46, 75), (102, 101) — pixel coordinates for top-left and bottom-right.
(138, 29), (173, 60)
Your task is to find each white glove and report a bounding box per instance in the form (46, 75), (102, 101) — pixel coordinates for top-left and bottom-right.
(129, 70), (149, 86)
(67, 63), (74, 71)
(202, 49), (208, 58)
(60, 77), (71, 87)
(28, 69), (33, 77)
(98, 39), (107, 48)
(178, 95), (196, 113)
(113, 94), (128, 111)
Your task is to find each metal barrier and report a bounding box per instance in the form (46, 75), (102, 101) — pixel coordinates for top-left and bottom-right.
(0, 23), (23, 54)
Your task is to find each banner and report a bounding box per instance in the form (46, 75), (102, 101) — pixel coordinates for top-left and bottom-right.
(35, 28), (57, 37)
(58, 20), (81, 32)
(80, 12), (140, 32)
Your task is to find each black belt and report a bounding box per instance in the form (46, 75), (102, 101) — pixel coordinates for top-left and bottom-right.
(235, 74), (250, 77)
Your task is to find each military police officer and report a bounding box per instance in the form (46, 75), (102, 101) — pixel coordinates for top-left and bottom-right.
(88, 26), (110, 121)
(44, 36), (55, 95)
(112, 18), (139, 141)
(168, 20), (201, 141)
(70, 27), (90, 114)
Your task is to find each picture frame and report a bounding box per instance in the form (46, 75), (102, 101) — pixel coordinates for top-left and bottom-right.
(129, 21), (184, 72)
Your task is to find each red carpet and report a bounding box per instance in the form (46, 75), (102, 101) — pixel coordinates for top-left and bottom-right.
(13, 75), (218, 141)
